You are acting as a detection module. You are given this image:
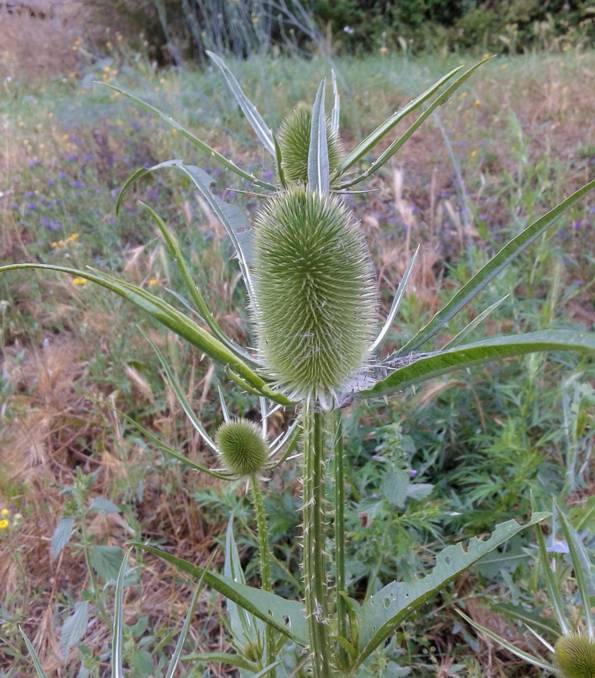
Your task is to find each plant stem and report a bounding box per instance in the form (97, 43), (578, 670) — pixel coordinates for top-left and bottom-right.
(251, 476), (275, 675)
(302, 399), (332, 677)
(333, 410), (348, 666)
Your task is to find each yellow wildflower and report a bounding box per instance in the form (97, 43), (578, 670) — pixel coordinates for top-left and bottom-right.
(72, 277), (87, 286)
(0, 519), (9, 530)
(0, 508), (9, 516)
(147, 277), (160, 287)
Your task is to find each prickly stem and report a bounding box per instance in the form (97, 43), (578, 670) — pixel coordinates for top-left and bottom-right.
(333, 410), (348, 667)
(302, 399), (332, 677)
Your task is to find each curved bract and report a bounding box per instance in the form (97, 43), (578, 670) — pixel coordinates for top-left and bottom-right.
(253, 188), (376, 401)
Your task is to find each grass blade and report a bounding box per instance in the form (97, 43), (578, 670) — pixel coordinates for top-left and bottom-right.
(535, 525), (570, 635)
(456, 609), (555, 672)
(555, 501), (594, 638)
(0, 263), (284, 401)
(308, 80), (329, 194)
(331, 68), (340, 136)
(442, 294), (509, 349)
(180, 652), (257, 671)
(398, 178), (595, 355)
(360, 330), (595, 399)
(206, 51), (275, 156)
(334, 64), (464, 178)
(371, 244), (419, 352)
(17, 626), (48, 678)
(99, 82), (275, 190)
(111, 548), (132, 678)
(339, 57), (491, 188)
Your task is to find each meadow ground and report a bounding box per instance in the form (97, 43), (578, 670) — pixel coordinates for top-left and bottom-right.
(0, 50), (594, 676)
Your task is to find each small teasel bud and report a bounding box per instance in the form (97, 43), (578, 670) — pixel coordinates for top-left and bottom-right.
(277, 105), (342, 184)
(554, 634), (595, 678)
(216, 419), (268, 476)
(253, 188), (376, 401)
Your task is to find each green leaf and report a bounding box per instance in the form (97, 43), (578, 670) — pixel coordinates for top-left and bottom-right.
(206, 51), (275, 156)
(111, 549), (131, 678)
(135, 542), (308, 646)
(0, 263), (286, 402)
(181, 652), (257, 671)
(89, 545), (125, 583)
(360, 330), (595, 399)
(354, 513), (548, 664)
(398, 178), (595, 355)
(556, 501), (594, 638)
(490, 603), (559, 637)
(89, 497), (119, 515)
(308, 80), (329, 194)
(50, 516), (75, 562)
(330, 69), (340, 136)
(273, 134), (287, 189)
(60, 601), (89, 657)
(535, 525), (569, 635)
(98, 82), (275, 190)
(455, 609), (554, 672)
(334, 64), (464, 178)
(18, 625), (48, 678)
(338, 57), (491, 188)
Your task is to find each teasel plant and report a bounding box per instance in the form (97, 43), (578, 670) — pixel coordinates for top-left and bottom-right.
(457, 502), (594, 678)
(5, 53), (595, 677)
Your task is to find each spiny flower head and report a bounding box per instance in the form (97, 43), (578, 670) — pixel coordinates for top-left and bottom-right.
(277, 105), (342, 184)
(253, 188), (376, 402)
(216, 419), (268, 476)
(554, 634), (595, 678)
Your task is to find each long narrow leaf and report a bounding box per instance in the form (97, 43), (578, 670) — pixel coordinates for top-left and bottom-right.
(135, 542), (308, 645)
(339, 57), (491, 189)
(331, 69), (340, 136)
(17, 626), (48, 678)
(535, 526), (570, 635)
(355, 514), (548, 663)
(180, 652), (257, 671)
(111, 548), (131, 678)
(334, 64), (464, 178)
(556, 502), (594, 638)
(308, 80), (329, 194)
(206, 51), (275, 156)
(360, 330), (595, 399)
(139, 201), (255, 364)
(491, 603), (559, 637)
(0, 263), (285, 402)
(398, 178), (595, 355)
(371, 244), (420, 352)
(99, 82), (275, 190)
(456, 609), (554, 672)
(442, 294), (509, 349)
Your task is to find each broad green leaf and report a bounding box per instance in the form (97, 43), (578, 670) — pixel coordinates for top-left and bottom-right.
(355, 513), (548, 663)
(181, 652), (257, 671)
(136, 542), (308, 646)
(18, 625), (48, 678)
(308, 80), (329, 194)
(90, 545), (125, 583)
(50, 516), (75, 562)
(535, 526), (569, 635)
(99, 82), (275, 190)
(398, 178), (595, 355)
(206, 51), (275, 156)
(371, 244), (419, 351)
(556, 501), (594, 638)
(89, 497), (119, 515)
(122, 413), (232, 481)
(0, 263), (286, 402)
(139, 201), (255, 364)
(338, 57), (491, 188)
(360, 330), (595, 399)
(112, 549), (132, 678)
(456, 609), (554, 672)
(334, 64), (464, 178)
(60, 601), (89, 657)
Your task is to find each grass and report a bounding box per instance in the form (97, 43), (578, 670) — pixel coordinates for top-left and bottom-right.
(0, 49), (593, 676)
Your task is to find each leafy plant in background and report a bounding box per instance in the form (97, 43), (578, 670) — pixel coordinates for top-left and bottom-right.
(3, 52), (594, 676)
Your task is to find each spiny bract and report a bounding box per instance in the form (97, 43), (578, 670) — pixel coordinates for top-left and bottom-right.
(216, 419), (268, 476)
(253, 188), (376, 400)
(554, 635), (595, 678)
(277, 105), (342, 184)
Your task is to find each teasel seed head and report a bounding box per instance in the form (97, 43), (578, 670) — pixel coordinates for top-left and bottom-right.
(277, 105), (342, 184)
(253, 188), (376, 402)
(554, 634), (595, 678)
(216, 419), (268, 476)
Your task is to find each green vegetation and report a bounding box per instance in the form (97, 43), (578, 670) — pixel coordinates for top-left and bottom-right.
(0, 50), (593, 676)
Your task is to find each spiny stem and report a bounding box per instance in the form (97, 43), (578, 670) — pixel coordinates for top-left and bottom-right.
(251, 475), (275, 675)
(302, 399), (332, 677)
(333, 410), (348, 665)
